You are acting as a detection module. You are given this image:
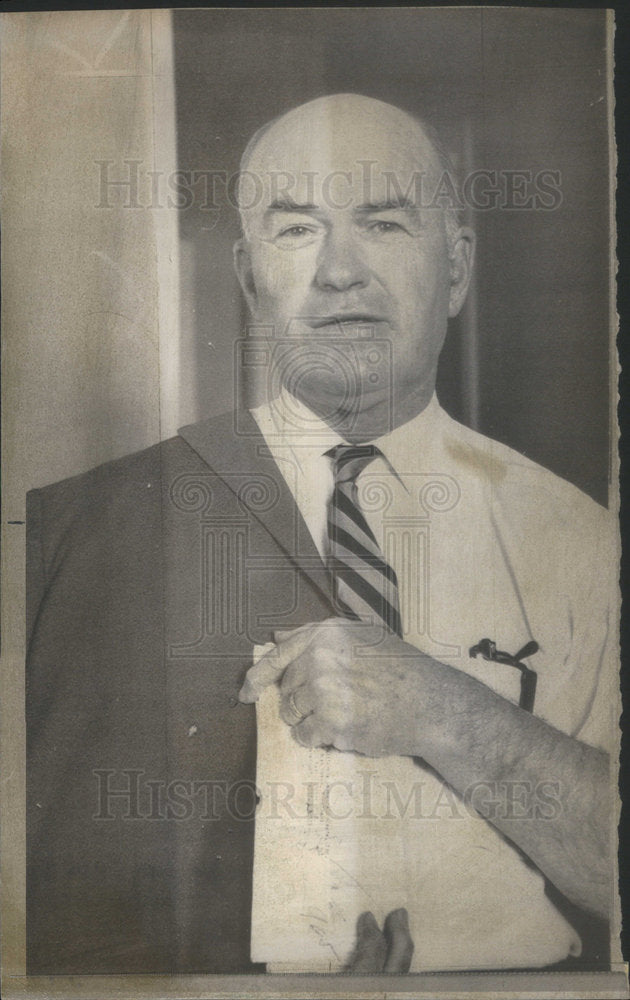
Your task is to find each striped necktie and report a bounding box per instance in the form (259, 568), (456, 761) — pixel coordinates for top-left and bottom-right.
(325, 444), (403, 637)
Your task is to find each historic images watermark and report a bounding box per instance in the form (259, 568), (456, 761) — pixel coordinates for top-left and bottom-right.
(92, 768), (563, 824)
(94, 160), (563, 215)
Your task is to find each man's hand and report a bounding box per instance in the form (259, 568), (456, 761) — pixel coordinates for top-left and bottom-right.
(239, 618), (431, 757)
(346, 909), (414, 973)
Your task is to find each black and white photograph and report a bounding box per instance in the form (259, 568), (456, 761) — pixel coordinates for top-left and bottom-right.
(1, 6), (627, 998)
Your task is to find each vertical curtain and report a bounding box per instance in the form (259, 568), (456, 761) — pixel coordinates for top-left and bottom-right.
(1, 10), (179, 974)
(3, 10), (179, 494)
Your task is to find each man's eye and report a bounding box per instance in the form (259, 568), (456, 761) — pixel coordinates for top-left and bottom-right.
(369, 220), (405, 234)
(271, 223), (320, 249)
(278, 225), (312, 238)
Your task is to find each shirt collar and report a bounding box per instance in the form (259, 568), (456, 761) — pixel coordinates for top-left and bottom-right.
(372, 392), (443, 476)
(251, 387), (443, 479)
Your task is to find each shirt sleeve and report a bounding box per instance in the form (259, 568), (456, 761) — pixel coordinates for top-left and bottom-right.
(570, 507), (619, 755)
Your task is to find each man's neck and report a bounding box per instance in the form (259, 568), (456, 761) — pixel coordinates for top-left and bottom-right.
(282, 383), (436, 444)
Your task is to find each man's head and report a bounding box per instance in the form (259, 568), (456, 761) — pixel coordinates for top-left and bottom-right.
(233, 93), (474, 439)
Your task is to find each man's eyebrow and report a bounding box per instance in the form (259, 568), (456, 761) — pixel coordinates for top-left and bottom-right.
(262, 196), (422, 217)
(355, 197), (419, 213)
(265, 199), (319, 214)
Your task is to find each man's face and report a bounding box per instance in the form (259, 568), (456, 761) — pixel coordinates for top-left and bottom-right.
(235, 96), (473, 436)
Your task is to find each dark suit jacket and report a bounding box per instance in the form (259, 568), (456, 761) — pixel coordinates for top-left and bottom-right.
(26, 407), (611, 974)
(26, 409), (336, 974)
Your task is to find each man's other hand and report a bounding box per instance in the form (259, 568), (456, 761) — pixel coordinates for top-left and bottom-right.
(347, 909), (414, 973)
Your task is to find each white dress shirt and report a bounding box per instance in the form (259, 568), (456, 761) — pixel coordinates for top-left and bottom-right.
(249, 387), (616, 971)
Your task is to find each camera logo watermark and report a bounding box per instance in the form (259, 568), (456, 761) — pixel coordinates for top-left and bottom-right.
(235, 320), (394, 440)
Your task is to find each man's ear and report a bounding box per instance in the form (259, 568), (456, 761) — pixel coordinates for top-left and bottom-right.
(233, 237), (258, 315)
(447, 227), (476, 318)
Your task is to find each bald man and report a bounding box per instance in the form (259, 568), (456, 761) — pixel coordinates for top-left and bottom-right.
(26, 94), (615, 975)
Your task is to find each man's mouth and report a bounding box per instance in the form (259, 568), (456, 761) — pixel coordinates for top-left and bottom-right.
(308, 313), (386, 329)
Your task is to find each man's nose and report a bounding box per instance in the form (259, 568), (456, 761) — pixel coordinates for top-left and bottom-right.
(314, 230), (369, 292)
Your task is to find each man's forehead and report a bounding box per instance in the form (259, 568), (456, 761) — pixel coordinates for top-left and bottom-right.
(245, 97), (441, 190)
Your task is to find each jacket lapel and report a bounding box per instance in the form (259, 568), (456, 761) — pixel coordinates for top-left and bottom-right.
(178, 408), (333, 606)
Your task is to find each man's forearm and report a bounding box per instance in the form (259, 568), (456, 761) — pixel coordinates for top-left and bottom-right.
(409, 656), (611, 919)
(241, 621), (612, 920)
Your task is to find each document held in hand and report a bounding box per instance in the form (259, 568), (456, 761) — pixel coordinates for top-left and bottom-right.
(250, 644), (581, 973)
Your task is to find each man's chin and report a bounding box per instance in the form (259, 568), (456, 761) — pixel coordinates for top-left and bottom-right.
(281, 378), (394, 440)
